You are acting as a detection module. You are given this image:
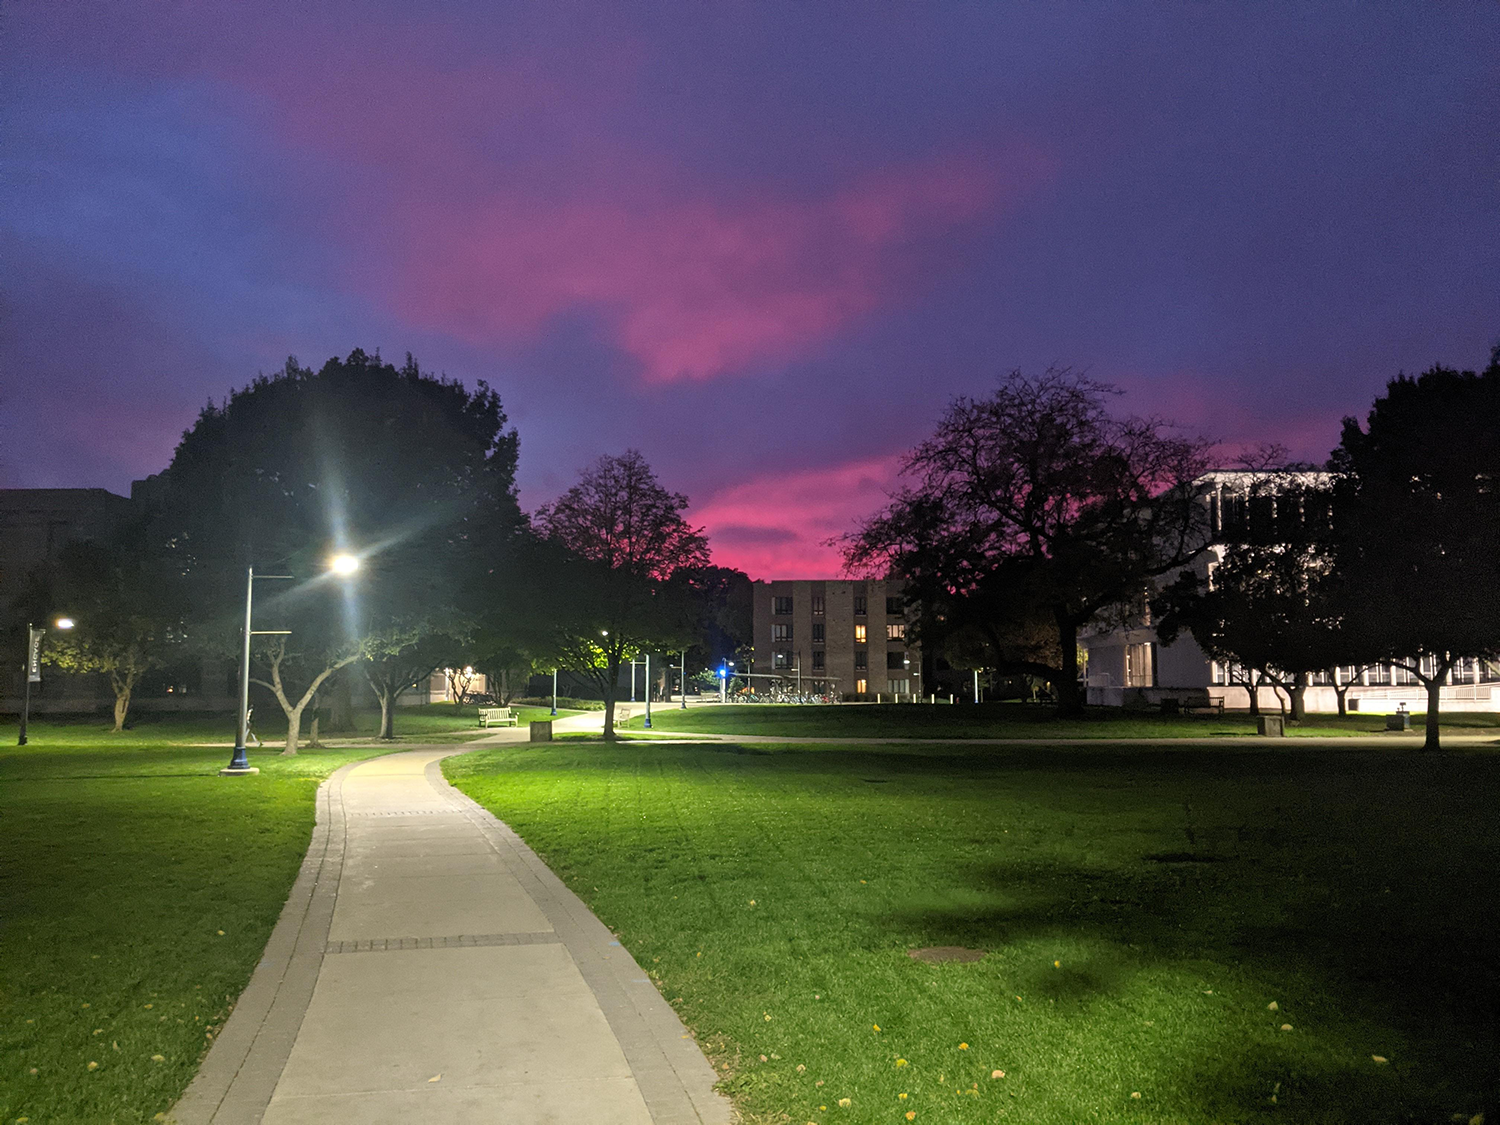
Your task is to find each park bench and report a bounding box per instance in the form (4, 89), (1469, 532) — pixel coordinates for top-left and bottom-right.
(478, 706), (518, 728)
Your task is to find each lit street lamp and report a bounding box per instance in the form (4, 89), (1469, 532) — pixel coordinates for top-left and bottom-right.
(17, 616), (73, 746)
(223, 554), (359, 777)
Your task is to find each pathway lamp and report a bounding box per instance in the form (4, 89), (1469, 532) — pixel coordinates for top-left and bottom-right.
(551, 668), (558, 716)
(680, 650), (687, 708)
(17, 616), (73, 746)
(644, 653), (652, 729)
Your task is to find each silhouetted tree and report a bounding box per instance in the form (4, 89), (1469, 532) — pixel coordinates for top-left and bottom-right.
(1330, 355), (1500, 750)
(845, 369), (1214, 716)
(532, 451), (710, 738)
(159, 349), (520, 752)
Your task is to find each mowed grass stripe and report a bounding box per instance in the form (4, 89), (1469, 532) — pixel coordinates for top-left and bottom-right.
(446, 741), (1499, 1125)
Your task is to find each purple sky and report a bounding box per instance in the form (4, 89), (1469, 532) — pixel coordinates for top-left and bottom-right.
(3, 2), (1497, 577)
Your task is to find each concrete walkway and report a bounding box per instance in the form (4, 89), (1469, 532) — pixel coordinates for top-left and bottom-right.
(173, 717), (729, 1125)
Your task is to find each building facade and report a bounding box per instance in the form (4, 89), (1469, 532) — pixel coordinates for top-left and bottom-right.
(1083, 473), (1500, 713)
(751, 579), (921, 700)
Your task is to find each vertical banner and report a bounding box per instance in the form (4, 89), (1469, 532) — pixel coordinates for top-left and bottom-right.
(27, 627), (43, 683)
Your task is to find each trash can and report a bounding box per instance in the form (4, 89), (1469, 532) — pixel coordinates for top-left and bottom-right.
(1257, 714), (1285, 737)
(1385, 711), (1411, 731)
(529, 720), (553, 742)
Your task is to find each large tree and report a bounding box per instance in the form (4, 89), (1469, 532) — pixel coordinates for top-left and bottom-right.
(158, 349), (520, 753)
(1329, 356), (1500, 750)
(845, 369), (1214, 716)
(532, 451), (710, 738)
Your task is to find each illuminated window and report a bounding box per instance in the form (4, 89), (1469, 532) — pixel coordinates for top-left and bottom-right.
(773, 596), (793, 616)
(855, 678), (868, 694)
(854, 624), (867, 643)
(889, 678), (909, 694)
(886, 623), (905, 640)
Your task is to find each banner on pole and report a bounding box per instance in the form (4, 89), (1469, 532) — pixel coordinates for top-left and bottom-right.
(27, 627), (43, 683)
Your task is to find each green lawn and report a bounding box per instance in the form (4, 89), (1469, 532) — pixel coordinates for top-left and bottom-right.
(446, 740), (1499, 1125)
(626, 702), (1500, 740)
(0, 723), (388, 1124)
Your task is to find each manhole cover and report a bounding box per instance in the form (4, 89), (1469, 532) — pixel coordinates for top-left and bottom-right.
(907, 946), (986, 963)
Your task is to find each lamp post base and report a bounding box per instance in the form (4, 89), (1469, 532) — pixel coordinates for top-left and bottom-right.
(219, 766), (261, 777)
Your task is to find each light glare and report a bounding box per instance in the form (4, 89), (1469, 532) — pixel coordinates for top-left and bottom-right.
(55, 617), (75, 630)
(330, 554), (360, 576)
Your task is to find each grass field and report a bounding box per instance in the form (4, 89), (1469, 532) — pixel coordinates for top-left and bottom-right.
(626, 701), (1500, 740)
(0, 723), (391, 1124)
(447, 740), (1499, 1124)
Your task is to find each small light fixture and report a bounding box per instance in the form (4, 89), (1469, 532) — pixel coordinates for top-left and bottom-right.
(55, 617), (75, 630)
(329, 554), (360, 576)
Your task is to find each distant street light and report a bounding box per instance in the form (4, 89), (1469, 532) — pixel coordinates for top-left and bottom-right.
(17, 616), (73, 746)
(680, 650), (687, 708)
(329, 553), (360, 576)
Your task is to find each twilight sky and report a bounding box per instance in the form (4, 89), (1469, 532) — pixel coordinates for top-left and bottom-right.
(3, 2), (1497, 577)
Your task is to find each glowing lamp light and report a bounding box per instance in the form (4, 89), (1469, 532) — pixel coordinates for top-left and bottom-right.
(329, 554), (360, 576)
(55, 617), (75, 630)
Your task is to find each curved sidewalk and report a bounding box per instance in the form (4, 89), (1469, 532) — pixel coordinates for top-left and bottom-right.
(173, 735), (729, 1125)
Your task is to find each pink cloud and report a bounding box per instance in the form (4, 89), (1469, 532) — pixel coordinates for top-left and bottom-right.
(692, 455), (903, 578)
(389, 153), (1042, 382)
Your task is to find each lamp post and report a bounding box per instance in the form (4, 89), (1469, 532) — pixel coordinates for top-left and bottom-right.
(223, 555), (357, 777)
(973, 668), (981, 704)
(644, 652), (652, 729)
(550, 668), (558, 716)
(680, 649), (687, 708)
(18, 616), (73, 746)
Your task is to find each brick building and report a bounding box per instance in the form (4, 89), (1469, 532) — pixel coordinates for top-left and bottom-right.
(751, 579), (921, 700)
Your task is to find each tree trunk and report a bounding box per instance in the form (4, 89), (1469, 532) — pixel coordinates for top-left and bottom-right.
(1236, 675), (1260, 715)
(327, 675), (354, 732)
(1289, 673), (1307, 722)
(1053, 616), (1084, 718)
(307, 713), (322, 748)
(379, 690), (395, 740)
(1332, 677), (1349, 717)
(601, 654), (620, 740)
(283, 706), (304, 756)
(1423, 676), (1443, 752)
(113, 687), (131, 732)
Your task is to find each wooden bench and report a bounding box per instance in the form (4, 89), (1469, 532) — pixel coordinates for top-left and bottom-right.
(478, 706), (518, 728)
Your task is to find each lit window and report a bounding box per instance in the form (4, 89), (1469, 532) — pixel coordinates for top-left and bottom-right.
(855, 678), (868, 694)
(889, 678), (909, 694)
(886, 623), (905, 640)
(854, 624), (867, 643)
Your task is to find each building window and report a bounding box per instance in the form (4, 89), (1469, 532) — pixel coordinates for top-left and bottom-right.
(1124, 643), (1155, 688)
(854, 650), (868, 669)
(886, 596), (901, 614)
(1367, 663), (1391, 685)
(1483, 660), (1500, 684)
(811, 596), (825, 615)
(773, 596), (793, 616)
(811, 623), (825, 642)
(811, 650), (825, 669)
(853, 596), (867, 616)
(855, 678), (868, 694)
(854, 624), (867, 643)
(886, 623), (905, 640)
(1394, 664), (1417, 686)
(886, 650), (906, 670)
(773, 651), (791, 669)
(889, 678), (909, 695)
(773, 623), (792, 641)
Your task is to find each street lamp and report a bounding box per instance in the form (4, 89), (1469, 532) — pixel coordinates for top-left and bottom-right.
(680, 649), (687, 708)
(18, 616), (73, 746)
(550, 668), (558, 716)
(329, 553), (360, 576)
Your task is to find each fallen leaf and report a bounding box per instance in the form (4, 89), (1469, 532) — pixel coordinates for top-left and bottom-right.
(1053, 960), (1061, 968)
(87, 1061), (99, 1071)
(873, 1024), (881, 1032)
(427, 1074), (441, 1083)
(838, 1097), (851, 1107)
(958, 1042), (969, 1050)
(1372, 1055), (1388, 1064)
(907, 1113), (916, 1121)
(1267, 1001), (1279, 1011)
(1280, 1024), (1293, 1032)
(992, 1070), (1006, 1079)
(899, 1092), (908, 1099)
(151, 1055), (165, 1062)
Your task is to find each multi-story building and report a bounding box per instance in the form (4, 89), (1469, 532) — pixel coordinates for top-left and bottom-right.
(1083, 473), (1500, 713)
(751, 579), (921, 700)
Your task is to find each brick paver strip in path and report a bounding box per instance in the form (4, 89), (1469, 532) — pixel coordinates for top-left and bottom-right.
(172, 739), (730, 1125)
